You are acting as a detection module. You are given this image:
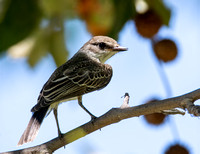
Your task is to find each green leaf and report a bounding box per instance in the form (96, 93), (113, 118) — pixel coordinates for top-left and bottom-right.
(108, 0), (136, 40)
(0, 0), (11, 23)
(0, 0), (42, 53)
(27, 29), (48, 67)
(48, 18), (68, 67)
(145, 0), (171, 26)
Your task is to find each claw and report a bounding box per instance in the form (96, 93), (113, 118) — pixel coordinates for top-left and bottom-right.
(90, 115), (97, 125)
(58, 132), (66, 148)
(58, 132), (64, 139)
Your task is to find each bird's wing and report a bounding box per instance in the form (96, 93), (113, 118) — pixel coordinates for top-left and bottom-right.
(31, 60), (112, 112)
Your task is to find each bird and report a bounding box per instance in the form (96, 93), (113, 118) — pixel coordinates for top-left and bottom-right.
(18, 36), (128, 146)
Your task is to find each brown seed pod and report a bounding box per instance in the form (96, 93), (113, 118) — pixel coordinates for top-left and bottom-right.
(165, 144), (189, 154)
(135, 9), (162, 38)
(153, 39), (178, 62)
(144, 112), (166, 125)
(144, 98), (166, 125)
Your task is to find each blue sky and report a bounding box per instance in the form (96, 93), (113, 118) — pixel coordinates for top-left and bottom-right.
(1, 0), (200, 153)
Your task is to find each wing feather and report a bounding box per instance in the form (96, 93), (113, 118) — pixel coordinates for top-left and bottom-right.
(32, 58), (112, 112)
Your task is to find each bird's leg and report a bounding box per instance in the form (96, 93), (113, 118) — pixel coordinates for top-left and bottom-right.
(53, 107), (63, 138)
(78, 96), (97, 121)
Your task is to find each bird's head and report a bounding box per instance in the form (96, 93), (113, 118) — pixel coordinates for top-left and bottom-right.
(80, 36), (128, 63)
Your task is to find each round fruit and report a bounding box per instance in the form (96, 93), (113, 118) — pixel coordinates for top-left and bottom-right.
(153, 39), (178, 62)
(165, 144), (189, 154)
(144, 98), (166, 125)
(144, 112), (166, 125)
(135, 9), (162, 38)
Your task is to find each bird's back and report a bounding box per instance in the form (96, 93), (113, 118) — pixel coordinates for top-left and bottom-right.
(31, 53), (113, 112)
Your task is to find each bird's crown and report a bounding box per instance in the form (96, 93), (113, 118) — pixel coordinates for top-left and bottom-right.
(79, 36), (127, 63)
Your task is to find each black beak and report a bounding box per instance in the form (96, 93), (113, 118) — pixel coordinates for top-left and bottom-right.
(112, 46), (128, 52)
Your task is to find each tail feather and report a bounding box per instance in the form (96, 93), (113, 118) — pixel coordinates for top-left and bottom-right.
(18, 106), (49, 146)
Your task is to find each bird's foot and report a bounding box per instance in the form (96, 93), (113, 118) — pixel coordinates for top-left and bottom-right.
(90, 115), (97, 124)
(90, 115), (102, 131)
(58, 132), (64, 139)
(58, 132), (66, 149)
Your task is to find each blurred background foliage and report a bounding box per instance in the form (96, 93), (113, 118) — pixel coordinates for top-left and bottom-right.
(0, 0), (174, 67)
(1, 0), (189, 153)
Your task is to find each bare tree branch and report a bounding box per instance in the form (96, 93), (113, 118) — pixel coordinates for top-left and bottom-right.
(160, 109), (185, 115)
(2, 88), (200, 154)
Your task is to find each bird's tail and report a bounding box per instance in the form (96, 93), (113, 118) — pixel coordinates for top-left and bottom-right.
(17, 106), (49, 146)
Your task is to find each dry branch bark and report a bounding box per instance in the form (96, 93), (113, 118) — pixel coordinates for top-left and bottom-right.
(2, 88), (200, 154)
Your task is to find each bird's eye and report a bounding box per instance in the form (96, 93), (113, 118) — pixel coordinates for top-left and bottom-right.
(98, 42), (106, 50)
